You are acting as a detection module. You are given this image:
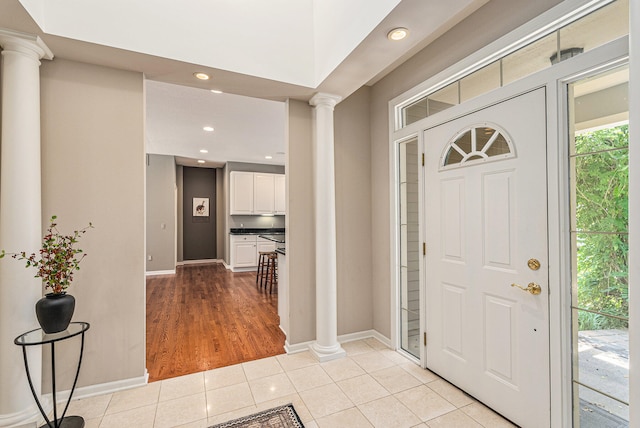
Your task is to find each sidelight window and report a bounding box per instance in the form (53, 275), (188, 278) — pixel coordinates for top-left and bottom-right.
(568, 65), (629, 426)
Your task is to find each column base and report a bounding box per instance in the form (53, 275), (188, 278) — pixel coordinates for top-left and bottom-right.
(309, 342), (346, 362)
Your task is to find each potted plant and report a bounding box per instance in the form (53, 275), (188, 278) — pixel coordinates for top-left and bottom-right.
(0, 215), (93, 333)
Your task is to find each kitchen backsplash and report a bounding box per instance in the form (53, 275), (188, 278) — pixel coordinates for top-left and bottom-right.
(229, 215), (285, 229)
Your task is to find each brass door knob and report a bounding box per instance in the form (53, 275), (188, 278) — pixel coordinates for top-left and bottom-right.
(511, 282), (542, 295)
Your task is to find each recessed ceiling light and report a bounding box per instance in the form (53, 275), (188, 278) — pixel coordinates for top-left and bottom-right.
(265, 155), (273, 160)
(203, 126), (214, 132)
(197, 160), (205, 164)
(210, 89), (223, 94)
(194, 72), (210, 80)
(200, 149), (209, 153)
(387, 27), (409, 41)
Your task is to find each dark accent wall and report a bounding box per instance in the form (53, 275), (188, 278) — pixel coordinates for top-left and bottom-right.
(183, 167), (216, 260)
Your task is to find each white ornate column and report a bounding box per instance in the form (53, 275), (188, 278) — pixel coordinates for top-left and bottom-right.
(309, 93), (346, 362)
(0, 29), (53, 427)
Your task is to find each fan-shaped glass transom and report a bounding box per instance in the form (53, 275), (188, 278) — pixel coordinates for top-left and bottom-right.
(441, 124), (514, 169)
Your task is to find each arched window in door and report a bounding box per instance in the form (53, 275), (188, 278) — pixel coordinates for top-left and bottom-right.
(440, 123), (515, 169)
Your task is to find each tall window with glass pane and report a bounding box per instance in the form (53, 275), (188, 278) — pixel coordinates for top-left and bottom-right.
(399, 138), (420, 359)
(569, 65), (629, 426)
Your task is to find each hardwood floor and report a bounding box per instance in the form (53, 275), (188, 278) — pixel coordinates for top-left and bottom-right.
(146, 263), (285, 382)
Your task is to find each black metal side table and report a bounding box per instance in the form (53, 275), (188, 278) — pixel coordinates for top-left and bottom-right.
(14, 322), (90, 428)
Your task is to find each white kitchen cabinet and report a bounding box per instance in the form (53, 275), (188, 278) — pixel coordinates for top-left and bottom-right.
(274, 174), (285, 215)
(230, 171), (254, 214)
(229, 171), (285, 215)
(230, 234), (257, 268)
(253, 173), (275, 214)
(257, 237), (276, 254)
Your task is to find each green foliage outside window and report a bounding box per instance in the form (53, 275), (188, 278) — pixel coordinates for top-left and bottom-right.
(574, 124), (628, 330)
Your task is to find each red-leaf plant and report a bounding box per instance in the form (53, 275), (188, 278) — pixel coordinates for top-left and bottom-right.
(0, 216), (93, 294)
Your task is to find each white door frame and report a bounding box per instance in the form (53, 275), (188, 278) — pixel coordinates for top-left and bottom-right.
(388, 24), (629, 428)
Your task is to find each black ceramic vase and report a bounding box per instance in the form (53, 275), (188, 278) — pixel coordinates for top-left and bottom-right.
(35, 293), (75, 334)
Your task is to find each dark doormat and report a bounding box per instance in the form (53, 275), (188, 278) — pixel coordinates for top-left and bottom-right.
(209, 403), (304, 428)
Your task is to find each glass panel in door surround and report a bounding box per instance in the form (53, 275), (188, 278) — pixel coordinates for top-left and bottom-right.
(502, 33), (558, 85)
(404, 98), (428, 127)
(560, 0), (629, 58)
(399, 138), (420, 359)
(569, 64), (629, 427)
(397, 0), (629, 130)
(460, 61), (500, 103)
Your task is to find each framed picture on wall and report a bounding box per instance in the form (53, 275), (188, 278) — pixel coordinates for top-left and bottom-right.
(193, 198), (209, 217)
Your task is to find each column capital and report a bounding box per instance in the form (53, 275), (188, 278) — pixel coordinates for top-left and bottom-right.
(309, 92), (342, 109)
(0, 28), (54, 61)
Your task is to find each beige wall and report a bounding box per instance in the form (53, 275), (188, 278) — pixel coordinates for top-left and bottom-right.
(334, 86), (374, 335)
(285, 99), (316, 344)
(368, 0), (563, 337)
(177, 165), (184, 262)
(216, 168), (225, 259)
(40, 58), (146, 387)
(146, 154), (176, 272)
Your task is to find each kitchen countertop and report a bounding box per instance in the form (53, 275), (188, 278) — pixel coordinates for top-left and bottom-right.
(258, 234), (285, 244)
(275, 248), (286, 255)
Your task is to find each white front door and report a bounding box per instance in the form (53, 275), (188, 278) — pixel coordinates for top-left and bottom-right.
(424, 88), (550, 427)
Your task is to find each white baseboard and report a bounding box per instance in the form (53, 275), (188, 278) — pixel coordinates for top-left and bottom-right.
(284, 339), (314, 354)
(230, 266), (257, 273)
(339, 329), (392, 348)
(178, 259), (222, 266)
(284, 330), (392, 355)
(45, 370), (148, 404)
(145, 269), (175, 276)
(221, 261), (231, 270)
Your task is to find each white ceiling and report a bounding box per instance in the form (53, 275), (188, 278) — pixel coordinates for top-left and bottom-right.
(1, 0), (491, 167)
(18, 0), (402, 88)
(146, 81), (286, 167)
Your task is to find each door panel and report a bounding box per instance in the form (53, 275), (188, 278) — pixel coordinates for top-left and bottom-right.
(441, 178), (465, 261)
(483, 170), (516, 269)
(425, 88), (549, 427)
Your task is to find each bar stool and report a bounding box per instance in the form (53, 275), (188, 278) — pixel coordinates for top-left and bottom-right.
(256, 251), (273, 290)
(264, 253), (278, 294)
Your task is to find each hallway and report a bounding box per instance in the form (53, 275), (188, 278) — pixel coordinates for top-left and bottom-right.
(146, 263), (285, 382)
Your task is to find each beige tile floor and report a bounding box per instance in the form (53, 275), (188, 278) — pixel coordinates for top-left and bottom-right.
(63, 338), (517, 428)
